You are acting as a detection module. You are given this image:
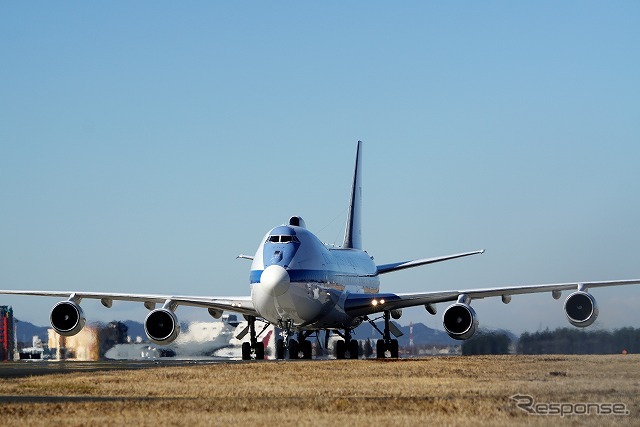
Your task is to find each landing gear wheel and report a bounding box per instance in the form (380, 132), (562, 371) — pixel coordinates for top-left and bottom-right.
(336, 339), (346, 359)
(348, 339), (359, 359)
(255, 342), (265, 360)
(276, 339), (285, 360)
(376, 339), (385, 359)
(375, 339), (399, 359)
(390, 339), (399, 359)
(242, 342), (251, 361)
(289, 339), (299, 359)
(301, 340), (313, 359)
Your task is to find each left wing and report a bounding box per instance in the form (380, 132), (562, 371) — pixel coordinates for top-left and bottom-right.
(345, 279), (640, 317)
(0, 290), (258, 317)
(376, 250), (485, 275)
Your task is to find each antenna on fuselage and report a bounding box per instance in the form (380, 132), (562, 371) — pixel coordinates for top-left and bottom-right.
(342, 141), (363, 249)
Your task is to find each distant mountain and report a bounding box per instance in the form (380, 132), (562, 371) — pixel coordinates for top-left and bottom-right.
(14, 319), (49, 344)
(353, 321), (459, 346)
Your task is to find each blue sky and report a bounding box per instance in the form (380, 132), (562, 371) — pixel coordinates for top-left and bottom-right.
(1, 2), (639, 333)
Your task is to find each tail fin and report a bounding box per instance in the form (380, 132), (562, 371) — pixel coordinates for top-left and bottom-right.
(343, 141), (363, 249)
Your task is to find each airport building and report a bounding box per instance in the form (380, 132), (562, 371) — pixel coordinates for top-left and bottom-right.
(0, 306), (16, 361)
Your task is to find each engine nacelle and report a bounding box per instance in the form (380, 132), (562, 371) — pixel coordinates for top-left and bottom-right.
(442, 303), (478, 340)
(50, 301), (86, 337)
(564, 291), (598, 328)
(144, 308), (181, 345)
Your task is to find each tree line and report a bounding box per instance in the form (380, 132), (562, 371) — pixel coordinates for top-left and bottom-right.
(461, 327), (640, 355)
(517, 327), (640, 355)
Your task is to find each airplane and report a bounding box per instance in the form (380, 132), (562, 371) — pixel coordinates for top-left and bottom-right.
(2, 141), (639, 360)
(104, 316), (276, 360)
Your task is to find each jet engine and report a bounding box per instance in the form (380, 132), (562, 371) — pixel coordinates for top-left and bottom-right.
(144, 308), (181, 345)
(564, 291), (599, 327)
(442, 303), (478, 340)
(50, 301), (86, 336)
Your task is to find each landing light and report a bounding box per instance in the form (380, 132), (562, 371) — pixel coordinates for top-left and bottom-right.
(371, 299), (386, 307)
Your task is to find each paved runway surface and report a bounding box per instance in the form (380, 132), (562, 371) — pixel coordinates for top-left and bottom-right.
(0, 359), (235, 378)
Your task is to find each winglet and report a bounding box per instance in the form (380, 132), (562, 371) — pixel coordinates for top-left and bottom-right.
(342, 141), (363, 249)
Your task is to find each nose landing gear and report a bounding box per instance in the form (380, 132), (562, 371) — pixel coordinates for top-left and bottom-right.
(275, 320), (314, 360)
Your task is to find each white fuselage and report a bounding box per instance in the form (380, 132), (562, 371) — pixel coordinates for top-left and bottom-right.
(250, 225), (379, 331)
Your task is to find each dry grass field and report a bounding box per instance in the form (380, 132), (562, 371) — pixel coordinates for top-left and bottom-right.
(0, 355), (638, 426)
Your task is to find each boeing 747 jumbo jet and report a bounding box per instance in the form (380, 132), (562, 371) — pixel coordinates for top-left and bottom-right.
(2, 141), (639, 360)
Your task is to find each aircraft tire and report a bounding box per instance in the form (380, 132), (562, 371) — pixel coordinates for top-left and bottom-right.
(348, 340), (359, 359)
(289, 339), (299, 359)
(242, 342), (251, 360)
(255, 342), (265, 360)
(376, 339), (385, 359)
(302, 340), (312, 359)
(390, 339), (399, 358)
(336, 339), (346, 359)
(276, 339), (285, 359)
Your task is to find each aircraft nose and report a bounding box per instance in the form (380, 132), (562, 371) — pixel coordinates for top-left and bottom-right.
(260, 265), (290, 297)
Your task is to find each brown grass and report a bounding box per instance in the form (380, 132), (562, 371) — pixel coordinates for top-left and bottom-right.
(0, 355), (638, 426)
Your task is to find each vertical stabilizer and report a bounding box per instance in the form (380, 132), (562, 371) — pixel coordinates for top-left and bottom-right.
(343, 141), (363, 249)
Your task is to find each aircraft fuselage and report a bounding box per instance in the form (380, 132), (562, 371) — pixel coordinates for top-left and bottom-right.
(250, 224), (379, 330)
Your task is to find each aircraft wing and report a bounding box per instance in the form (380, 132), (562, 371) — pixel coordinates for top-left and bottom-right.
(376, 250), (485, 275)
(0, 289), (258, 317)
(344, 279), (640, 317)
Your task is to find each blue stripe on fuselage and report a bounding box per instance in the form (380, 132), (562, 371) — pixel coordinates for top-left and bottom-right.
(250, 269), (378, 286)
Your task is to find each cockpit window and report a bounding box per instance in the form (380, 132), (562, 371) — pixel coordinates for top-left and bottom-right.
(267, 235), (300, 244)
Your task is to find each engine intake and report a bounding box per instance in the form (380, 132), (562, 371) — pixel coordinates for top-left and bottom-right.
(564, 291), (598, 327)
(50, 301), (86, 336)
(145, 308), (180, 344)
(442, 303), (478, 340)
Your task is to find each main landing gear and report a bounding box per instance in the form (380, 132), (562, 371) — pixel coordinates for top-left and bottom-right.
(240, 316), (267, 360)
(335, 329), (359, 360)
(368, 311), (401, 359)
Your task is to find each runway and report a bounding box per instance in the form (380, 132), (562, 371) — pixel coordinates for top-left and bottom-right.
(0, 359), (236, 378)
